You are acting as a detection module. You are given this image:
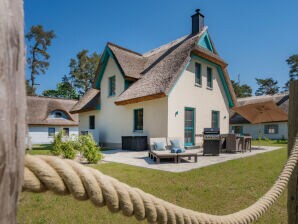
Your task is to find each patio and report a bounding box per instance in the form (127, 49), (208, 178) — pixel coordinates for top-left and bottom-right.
(102, 145), (282, 173)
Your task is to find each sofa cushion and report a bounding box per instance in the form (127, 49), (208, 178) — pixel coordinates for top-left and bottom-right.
(170, 139), (182, 149)
(154, 141), (166, 151)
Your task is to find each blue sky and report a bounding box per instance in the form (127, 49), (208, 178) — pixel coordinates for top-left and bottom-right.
(24, 0), (298, 95)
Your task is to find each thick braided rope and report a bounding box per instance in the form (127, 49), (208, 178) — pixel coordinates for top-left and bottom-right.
(23, 138), (298, 224)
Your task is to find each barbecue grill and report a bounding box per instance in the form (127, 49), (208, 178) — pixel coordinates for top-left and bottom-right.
(203, 128), (221, 156)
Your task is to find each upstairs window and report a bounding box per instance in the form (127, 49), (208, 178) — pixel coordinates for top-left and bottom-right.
(195, 63), (202, 85)
(207, 67), (213, 88)
(134, 109), (143, 131)
(109, 76), (116, 96)
(211, 110), (220, 128)
(89, 115), (95, 130)
(264, 124), (278, 134)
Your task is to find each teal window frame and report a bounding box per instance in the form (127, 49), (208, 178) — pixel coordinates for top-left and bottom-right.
(211, 110), (220, 128)
(207, 67), (213, 88)
(184, 107), (195, 146)
(48, 127), (55, 137)
(134, 108), (143, 131)
(89, 115), (95, 130)
(264, 124), (278, 134)
(108, 76), (116, 96)
(207, 67), (213, 89)
(195, 63), (202, 85)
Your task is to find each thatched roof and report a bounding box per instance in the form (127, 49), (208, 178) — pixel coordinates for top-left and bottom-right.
(75, 27), (236, 108)
(27, 96), (79, 126)
(70, 88), (100, 114)
(230, 93), (289, 124)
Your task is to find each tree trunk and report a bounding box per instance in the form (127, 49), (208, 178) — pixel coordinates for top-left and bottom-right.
(288, 80), (298, 224)
(0, 0), (26, 223)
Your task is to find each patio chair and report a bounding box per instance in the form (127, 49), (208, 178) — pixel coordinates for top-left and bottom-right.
(149, 138), (177, 164)
(167, 137), (199, 163)
(226, 134), (242, 153)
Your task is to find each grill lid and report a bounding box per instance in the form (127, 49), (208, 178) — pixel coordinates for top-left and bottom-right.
(203, 128), (220, 134)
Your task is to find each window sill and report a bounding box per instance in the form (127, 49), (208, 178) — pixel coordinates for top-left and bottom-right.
(206, 86), (213, 90)
(133, 130), (143, 133)
(195, 83), (202, 87)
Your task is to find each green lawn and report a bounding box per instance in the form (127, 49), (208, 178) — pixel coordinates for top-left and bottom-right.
(26, 144), (53, 155)
(19, 143), (288, 224)
(252, 139), (288, 147)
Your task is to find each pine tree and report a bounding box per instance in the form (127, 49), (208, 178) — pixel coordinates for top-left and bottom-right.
(26, 25), (55, 95)
(231, 80), (252, 98)
(255, 78), (279, 96)
(69, 50), (101, 96)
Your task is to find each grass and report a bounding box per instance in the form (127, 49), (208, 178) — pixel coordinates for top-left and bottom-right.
(27, 144), (110, 155)
(26, 144), (53, 155)
(252, 139), (288, 147)
(18, 141), (288, 224)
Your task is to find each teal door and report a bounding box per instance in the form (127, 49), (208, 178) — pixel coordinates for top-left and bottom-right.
(184, 108), (195, 146)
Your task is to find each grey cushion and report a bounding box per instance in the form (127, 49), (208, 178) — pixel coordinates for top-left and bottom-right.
(170, 139), (182, 149)
(154, 141), (166, 151)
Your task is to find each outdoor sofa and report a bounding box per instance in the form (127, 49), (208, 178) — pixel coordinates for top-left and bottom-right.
(149, 137), (200, 164)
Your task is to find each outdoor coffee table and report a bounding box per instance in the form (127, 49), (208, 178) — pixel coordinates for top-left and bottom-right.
(149, 150), (177, 164)
(177, 150), (199, 163)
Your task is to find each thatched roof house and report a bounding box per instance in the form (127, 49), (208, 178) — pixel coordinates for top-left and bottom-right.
(27, 96), (79, 126)
(230, 93), (289, 124)
(71, 9), (238, 148)
(230, 93), (289, 140)
(71, 23), (236, 113)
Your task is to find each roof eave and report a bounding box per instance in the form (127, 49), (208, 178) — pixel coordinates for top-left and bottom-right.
(115, 93), (166, 105)
(70, 107), (97, 114)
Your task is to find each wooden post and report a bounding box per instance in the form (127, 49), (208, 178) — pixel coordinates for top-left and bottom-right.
(0, 0), (26, 223)
(288, 80), (298, 224)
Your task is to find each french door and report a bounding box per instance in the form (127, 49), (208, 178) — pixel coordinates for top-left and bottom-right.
(184, 108), (195, 146)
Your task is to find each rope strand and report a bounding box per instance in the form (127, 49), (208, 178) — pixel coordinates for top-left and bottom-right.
(23, 138), (298, 224)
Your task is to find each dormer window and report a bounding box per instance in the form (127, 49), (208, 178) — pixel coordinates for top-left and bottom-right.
(49, 110), (69, 119)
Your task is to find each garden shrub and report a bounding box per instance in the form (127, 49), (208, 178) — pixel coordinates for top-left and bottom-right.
(79, 134), (102, 164)
(51, 131), (101, 163)
(60, 141), (76, 159)
(51, 130), (63, 156)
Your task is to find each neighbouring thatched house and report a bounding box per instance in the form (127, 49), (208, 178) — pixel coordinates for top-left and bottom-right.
(70, 9), (237, 148)
(230, 93), (289, 140)
(27, 96), (79, 144)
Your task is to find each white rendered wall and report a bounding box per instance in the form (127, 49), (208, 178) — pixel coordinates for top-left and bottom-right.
(168, 57), (230, 146)
(28, 126), (78, 144)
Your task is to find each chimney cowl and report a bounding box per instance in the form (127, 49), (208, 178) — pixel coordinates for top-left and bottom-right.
(191, 9), (205, 34)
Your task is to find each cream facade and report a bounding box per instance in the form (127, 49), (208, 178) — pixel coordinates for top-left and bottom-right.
(78, 56), (230, 147)
(168, 57), (230, 146)
(79, 57), (168, 148)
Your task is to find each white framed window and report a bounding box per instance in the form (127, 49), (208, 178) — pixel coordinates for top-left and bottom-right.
(63, 127), (69, 136)
(48, 127), (55, 137)
(264, 124), (278, 134)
